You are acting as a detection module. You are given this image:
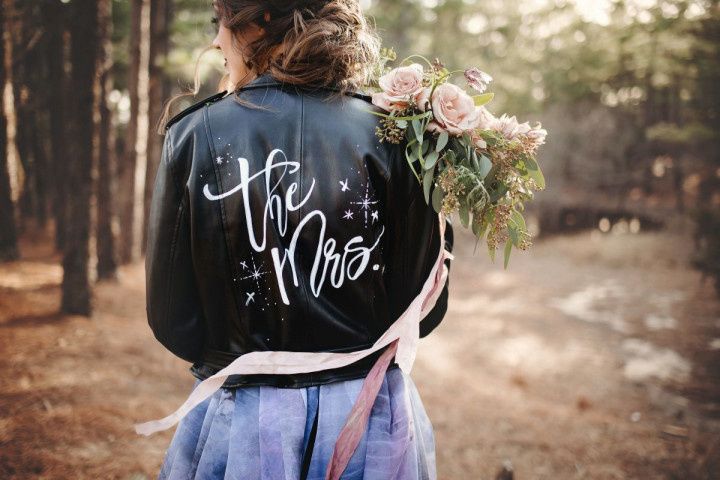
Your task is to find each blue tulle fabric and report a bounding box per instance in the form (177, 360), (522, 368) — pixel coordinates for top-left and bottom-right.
(157, 368), (437, 480)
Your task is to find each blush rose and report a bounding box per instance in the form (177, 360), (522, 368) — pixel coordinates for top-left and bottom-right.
(426, 83), (482, 135)
(371, 63), (426, 111)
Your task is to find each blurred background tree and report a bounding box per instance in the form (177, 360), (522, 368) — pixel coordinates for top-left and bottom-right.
(0, 0), (718, 315)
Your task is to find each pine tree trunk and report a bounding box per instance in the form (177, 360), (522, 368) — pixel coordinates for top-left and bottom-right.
(143, 0), (171, 254)
(27, 4), (51, 229)
(61, 0), (99, 316)
(95, 0), (118, 280)
(8, 2), (36, 224)
(0, 3), (19, 261)
(44, 0), (68, 250)
(117, 0), (142, 264)
(118, 0), (150, 264)
(12, 79), (35, 220)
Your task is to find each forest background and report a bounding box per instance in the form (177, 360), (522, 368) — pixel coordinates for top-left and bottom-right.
(1, 0), (719, 478)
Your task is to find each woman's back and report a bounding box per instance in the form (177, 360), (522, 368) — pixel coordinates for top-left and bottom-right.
(142, 2), (453, 478)
(145, 72), (452, 383)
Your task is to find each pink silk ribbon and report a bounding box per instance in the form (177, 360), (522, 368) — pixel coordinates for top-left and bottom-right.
(134, 211), (453, 439)
(324, 338), (400, 480)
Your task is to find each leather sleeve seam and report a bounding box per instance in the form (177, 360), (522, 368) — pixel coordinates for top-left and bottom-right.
(162, 173), (186, 345)
(203, 106), (245, 327)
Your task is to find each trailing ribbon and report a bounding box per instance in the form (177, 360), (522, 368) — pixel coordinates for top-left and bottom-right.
(324, 339), (400, 480)
(134, 211), (453, 437)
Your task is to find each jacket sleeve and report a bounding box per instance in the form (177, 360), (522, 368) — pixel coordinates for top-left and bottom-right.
(385, 142), (454, 338)
(145, 125), (206, 363)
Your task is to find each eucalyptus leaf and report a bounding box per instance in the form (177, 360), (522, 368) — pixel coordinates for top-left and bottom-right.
(473, 217), (488, 239)
(525, 156), (546, 189)
(405, 147), (418, 165)
(412, 119), (423, 142)
(473, 92), (494, 106)
(422, 168), (434, 204)
(471, 217), (481, 237)
(478, 155), (492, 179)
(529, 167), (546, 189)
(471, 150), (480, 171)
(415, 142), (424, 168)
(511, 210), (527, 231)
(425, 150), (439, 170)
(503, 238), (512, 269)
(422, 138), (430, 155)
(405, 148), (421, 182)
(459, 203), (470, 227)
(508, 225), (519, 246)
(435, 131), (449, 152)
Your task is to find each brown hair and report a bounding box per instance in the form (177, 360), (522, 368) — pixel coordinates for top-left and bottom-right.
(157, 0), (380, 134)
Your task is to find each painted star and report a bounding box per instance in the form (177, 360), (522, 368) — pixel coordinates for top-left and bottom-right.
(239, 261), (267, 283)
(371, 210), (379, 222)
(339, 179), (350, 192)
(343, 209), (354, 220)
(350, 183), (379, 226)
(250, 266), (264, 280)
(216, 156), (223, 165)
(240, 261), (247, 270)
(245, 292), (255, 305)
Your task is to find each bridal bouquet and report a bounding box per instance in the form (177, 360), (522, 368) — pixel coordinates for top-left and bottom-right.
(366, 48), (547, 268)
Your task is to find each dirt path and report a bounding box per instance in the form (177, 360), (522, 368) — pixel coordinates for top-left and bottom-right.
(1, 223), (719, 479)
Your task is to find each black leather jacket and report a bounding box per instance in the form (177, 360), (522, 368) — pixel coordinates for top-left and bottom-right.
(145, 72), (453, 388)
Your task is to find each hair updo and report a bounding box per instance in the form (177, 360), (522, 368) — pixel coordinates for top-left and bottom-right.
(157, 0), (380, 133)
(215, 0), (381, 95)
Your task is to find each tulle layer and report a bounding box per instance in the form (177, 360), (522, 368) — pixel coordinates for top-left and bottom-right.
(158, 368), (436, 480)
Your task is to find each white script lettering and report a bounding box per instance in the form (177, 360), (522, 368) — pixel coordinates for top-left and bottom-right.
(203, 148), (383, 305)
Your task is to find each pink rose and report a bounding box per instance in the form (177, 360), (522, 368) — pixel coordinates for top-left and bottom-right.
(426, 83), (482, 135)
(476, 106), (496, 130)
(371, 63), (426, 111)
(472, 107), (496, 148)
(493, 114), (531, 141)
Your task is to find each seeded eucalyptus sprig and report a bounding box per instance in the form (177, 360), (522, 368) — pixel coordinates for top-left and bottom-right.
(365, 52), (547, 268)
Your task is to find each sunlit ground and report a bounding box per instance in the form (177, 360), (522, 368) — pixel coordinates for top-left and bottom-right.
(1, 215), (719, 479)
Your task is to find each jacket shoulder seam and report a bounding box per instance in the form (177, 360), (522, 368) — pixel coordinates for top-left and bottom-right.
(165, 91), (228, 133)
(163, 127), (183, 194)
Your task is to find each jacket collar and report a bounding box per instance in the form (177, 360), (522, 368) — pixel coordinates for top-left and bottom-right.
(235, 71), (372, 102)
(235, 72), (282, 92)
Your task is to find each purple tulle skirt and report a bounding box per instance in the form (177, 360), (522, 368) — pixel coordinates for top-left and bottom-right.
(157, 368), (437, 479)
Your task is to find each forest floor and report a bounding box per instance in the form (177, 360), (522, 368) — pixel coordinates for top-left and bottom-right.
(1, 219), (719, 480)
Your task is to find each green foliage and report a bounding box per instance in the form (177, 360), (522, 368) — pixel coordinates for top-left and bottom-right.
(369, 55), (545, 269)
(646, 122), (717, 145)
